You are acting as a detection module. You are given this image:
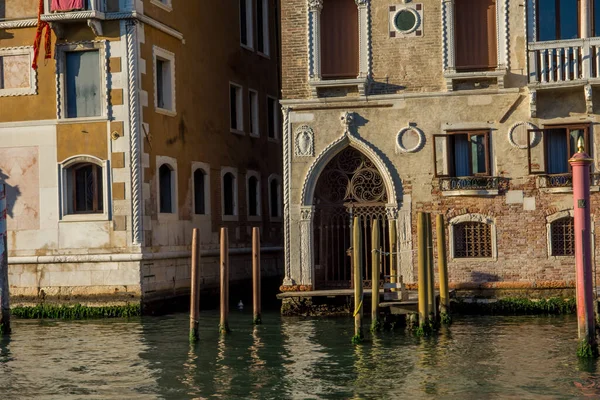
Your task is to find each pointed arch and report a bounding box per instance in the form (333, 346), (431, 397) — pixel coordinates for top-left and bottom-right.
(301, 133), (399, 207)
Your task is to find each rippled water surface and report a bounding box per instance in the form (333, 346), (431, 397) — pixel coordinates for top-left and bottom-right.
(1, 312), (600, 399)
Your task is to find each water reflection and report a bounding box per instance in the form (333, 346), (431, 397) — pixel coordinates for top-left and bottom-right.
(1, 313), (600, 398)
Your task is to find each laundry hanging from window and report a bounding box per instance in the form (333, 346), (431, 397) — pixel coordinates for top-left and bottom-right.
(51, 0), (85, 12)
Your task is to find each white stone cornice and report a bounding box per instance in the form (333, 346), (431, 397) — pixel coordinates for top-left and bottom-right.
(0, 19), (37, 29)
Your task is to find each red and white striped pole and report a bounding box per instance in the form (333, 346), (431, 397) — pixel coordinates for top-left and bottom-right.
(570, 138), (595, 355)
(0, 184), (10, 334)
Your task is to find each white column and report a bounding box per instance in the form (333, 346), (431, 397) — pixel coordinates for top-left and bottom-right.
(308, 0), (323, 81)
(299, 206), (315, 287)
(356, 0), (371, 79)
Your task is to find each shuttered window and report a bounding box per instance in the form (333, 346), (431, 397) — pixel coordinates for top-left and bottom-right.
(321, 0), (359, 79)
(454, 0), (497, 71)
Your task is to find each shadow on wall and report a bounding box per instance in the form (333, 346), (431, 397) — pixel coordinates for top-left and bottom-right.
(471, 271), (500, 283)
(0, 168), (21, 219)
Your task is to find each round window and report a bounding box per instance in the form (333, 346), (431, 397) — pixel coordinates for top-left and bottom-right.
(394, 9), (418, 33)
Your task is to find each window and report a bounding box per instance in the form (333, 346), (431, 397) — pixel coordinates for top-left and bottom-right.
(65, 50), (101, 118)
(247, 172), (261, 218)
(249, 89), (259, 136)
(527, 125), (589, 175)
(268, 175), (281, 218)
(454, 0), (497, 71)
(0, 47), (36, 97)
(550, 217), (575, 256)
(453, 222), (493, 258)
(194, 169), (206, 215)
(153, 46), (176, 115)
(159, 164), (174, 213)
(537, 0), (579, 41)
(67, 163), (103, 214)
(433, 131), (491, 177)
(321, 0), (359, 79)
(223, 172), (237, 217)
(240, 0), (254, 49)
(267, 96), (279, 140)
(230, 83), (243, 133)
(257, 0), (270, 55)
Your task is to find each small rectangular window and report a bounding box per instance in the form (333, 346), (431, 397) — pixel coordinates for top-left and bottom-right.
(433, 131), (490, 177)
(66, 50), (101, 118)
(267, 96), (279, 139)
(454, 222), (492, 258)
(230, 84), (243, 132)
(257, 0), (269, 55)
(240, 0), (253, 48)
(155, 56), (174, 111)
(249, 90), (259, 136)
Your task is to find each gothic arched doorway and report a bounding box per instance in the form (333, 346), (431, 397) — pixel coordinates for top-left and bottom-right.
(313, 147), (391, 290)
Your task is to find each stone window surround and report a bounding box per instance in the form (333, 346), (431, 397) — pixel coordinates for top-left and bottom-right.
(150, 0), (173, 12)
(441, 0), (509, 90)
(448, 213), (498, 261)
(268, 173), (282, 221)
(267, 94), (280, 141)
(230, 82), (244, 135)
(191, 162), (211, 221)
(246, 170), (262, 221)
(58, 155), (110, 222)
(240, 0), (255, 50)
(56, 40), (109, 120)
(152, 45), (177, 117)
(0, 46), (37, 97)
(545, 210), (595, 259)
(257, 0), (271, 57)
(307, 0), (371, 96)
(249, 88), (260, 137)
(156, 155), (178, 221)
(221, 167), (239, 222)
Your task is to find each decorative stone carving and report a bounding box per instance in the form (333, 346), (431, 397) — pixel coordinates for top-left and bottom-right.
(340, 111), (355, 131)
(295, 125), (315, 157)
(585, 84), (593, 114)
(507, 121), (539, 150)
(396, 126), (425, 153)
(529, 90), (537, 118)
(308, 0), (323, 11)
(386, 206), (398, 220)
(299, 206), (315, 285)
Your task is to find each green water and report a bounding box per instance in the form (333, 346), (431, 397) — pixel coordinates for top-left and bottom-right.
(0, 312), (599, 399)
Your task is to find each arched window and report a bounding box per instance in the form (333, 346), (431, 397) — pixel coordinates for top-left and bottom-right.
(194, 169), (206, 215)
(453, 221), (493, 258)
(223, 172), (236, 216)
(67, 162), (103, 214)
(550, 217), (575, 256)
(248, 175), (260, 217)
(269, 177), (281, 218)
(159, 164), (174, 213)
(321, 0), (359, 79)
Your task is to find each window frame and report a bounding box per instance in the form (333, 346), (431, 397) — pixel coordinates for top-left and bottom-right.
(156, 156), (178, 219)
(535, 0), (581, 41)
(267, 95), (280, 141)
(56, 41), (108, 121)
(150, 0), (173, 12)
(246, 170), (262, 221)
(58, 155), (109, 222)
(240, 0), (254, 50)
(0, 46), (37, 97)
(256, 0), (270, 56)
(433, 130), (491, 178)
(153, 46), (177, 116)
(448, 213), (497, 261)
(248, 88), (260, 137)
(268, 173), (282, 221)
(221, 167), (239, 221)
(192, 162), (211, 219)
(527, 124), (590, 175)
(230, 82), (244, 134)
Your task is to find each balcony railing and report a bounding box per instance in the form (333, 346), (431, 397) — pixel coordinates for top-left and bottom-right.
(44, 0), (105, 15)
(528, 38), (600, 85)
(439, 176), (505, 192)
(538, 173), (600, 188)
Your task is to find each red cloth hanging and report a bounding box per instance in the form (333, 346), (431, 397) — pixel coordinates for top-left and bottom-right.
(51, 0), (85, 12)
(32, 0), (52, 70)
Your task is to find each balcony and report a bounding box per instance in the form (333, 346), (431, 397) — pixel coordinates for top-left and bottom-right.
(42, 0), (105, 35)
(528, 38), (600, 87)
(537, 173), (600, 193)
(439, 176), (507, 197)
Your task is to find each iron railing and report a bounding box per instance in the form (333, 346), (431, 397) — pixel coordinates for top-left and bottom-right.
(439, 176), (504, 192)
(538, 173), (600, 188)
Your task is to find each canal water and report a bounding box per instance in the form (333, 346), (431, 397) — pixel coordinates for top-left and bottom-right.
(1, 312), (599, 399)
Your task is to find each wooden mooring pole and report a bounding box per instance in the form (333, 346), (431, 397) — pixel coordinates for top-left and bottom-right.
(0, 184), (10, 335)
(371, 219), (380, 332)
(189, 228), (200, 342)
(389, 219), (397, 288)
(219, 227), (230, 334)
(426, 213), (436, 322)
(352, 216), (364, 343)
(252, 227), (262, 325)
(436, 214), (450, 318)
(417, 212), (428, 328)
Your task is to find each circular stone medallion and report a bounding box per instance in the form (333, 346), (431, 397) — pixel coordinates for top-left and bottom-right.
(397, 126), (425, 153)
(394, 9), (419, 34)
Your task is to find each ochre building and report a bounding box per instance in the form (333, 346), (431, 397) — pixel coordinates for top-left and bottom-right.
(280, 0), (598, 296)
(0, 0), (282, 307)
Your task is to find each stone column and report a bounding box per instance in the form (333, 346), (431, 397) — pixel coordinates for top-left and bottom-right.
(308, 0), (323, 81)
(299, 206), (315, 287)
(356, 0), (370, 80)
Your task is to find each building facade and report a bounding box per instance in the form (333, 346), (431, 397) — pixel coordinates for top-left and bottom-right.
(280, 0), (599, 295)
(1, 0), (283, 306)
